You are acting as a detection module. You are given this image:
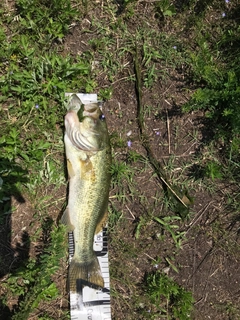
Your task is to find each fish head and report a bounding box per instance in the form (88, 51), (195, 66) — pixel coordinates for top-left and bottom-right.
(65, 103), (109, 152)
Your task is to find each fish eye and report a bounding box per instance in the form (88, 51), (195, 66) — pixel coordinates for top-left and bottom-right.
(99, 114), (105, 121)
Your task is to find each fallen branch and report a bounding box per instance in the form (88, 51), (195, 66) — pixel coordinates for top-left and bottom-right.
(134, 44), (192, 216)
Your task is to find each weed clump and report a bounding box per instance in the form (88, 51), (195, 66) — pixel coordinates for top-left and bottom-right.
(15, 0), (78, 44)
(145, 271), (194, 319)
(183, 31), (240, 160)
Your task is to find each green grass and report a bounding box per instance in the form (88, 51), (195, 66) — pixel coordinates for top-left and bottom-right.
(0, 0), (240, 319)
(145, 271), (194, 319)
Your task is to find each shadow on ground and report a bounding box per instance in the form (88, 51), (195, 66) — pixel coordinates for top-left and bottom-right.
(0, 157), (29, 318)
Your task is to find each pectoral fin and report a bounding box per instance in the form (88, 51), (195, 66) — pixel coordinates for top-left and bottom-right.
(61, 208), (75, 231)
(67, 159), (75, 179)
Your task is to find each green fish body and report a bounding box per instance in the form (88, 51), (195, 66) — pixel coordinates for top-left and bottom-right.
(62, 101), (111, 292)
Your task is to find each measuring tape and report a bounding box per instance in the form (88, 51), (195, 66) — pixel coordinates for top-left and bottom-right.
(65, 93), (111, 320)
(68, 228), (111, 320)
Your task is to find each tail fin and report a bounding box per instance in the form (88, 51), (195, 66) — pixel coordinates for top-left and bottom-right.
(68, 255), (104, 292)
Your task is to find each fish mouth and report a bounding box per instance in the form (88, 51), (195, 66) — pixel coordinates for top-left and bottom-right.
(83, 103), (102, 120)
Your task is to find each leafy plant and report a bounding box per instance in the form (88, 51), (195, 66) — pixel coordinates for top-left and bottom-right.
(154, 216), (185, 249)
(110, 160), (134, 187)
(146, 271), (194, 319)
(183, 34), (240, 159)
(204, 160), (222, 180)
(155, 0), (176, 19)
(15, 0), (78, 44)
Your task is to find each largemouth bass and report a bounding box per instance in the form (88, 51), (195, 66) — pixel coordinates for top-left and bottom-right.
(62, 97), (111, 292)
